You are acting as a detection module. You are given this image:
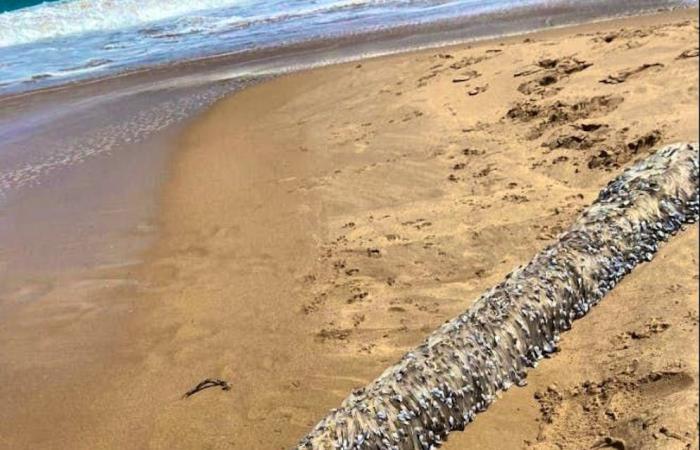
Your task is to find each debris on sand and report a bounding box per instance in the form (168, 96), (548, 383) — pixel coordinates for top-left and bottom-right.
(296, 143), (699, 450)
(183, 378), (231, 399)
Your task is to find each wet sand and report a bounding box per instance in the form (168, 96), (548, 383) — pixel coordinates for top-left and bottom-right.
(1, 8), (698, 450)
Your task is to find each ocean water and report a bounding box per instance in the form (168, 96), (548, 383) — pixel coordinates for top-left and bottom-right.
(0, 0), (695, 206)
(0, 0), (693, 96)
(0, 0), (60, 13)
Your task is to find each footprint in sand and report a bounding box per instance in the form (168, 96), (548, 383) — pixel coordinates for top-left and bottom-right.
(587, 130), (663, 170)
(468, 84), (489, 96)
(316, 327), (352, 342)
(599, 63), (664, 84)
(677, 47), (699, 59)
(544, 123), (610, 151)
(452, 70), (480, 83)
(448, 55), (489, 70)
(506, 95), (625, 140)
(516, 56), (592, 96)
(591, 28), (653, 45)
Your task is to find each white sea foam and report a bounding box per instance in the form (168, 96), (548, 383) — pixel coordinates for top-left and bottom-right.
(0, 0), (692, 95)
(0, 0), (393, 48)
(0, 0), (513, 95)
(0, 0), (252, 47)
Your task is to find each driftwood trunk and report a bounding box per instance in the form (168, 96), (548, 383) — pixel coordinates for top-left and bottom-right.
(297, 142), (699, 450)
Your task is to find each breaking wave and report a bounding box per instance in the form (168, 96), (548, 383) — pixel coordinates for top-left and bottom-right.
(0, 0), (402, 48)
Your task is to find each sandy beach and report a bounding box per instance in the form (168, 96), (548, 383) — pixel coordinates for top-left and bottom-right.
(0, 7), (698, 450)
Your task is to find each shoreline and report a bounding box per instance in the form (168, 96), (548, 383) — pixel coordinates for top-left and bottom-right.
(2, 5), (695, 283)
(140, 7), (698, 449)
(0, 7), (698, 449)
(0, 2), (694, 104)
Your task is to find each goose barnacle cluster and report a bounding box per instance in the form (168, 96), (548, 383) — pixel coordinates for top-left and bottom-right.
(296, 142), (699, 450)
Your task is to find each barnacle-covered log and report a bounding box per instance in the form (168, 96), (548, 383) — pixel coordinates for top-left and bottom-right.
(297, 142), (699, 450)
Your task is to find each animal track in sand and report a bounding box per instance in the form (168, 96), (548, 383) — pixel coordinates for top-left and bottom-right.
(614, 318), (671, 350)
(461, 147), (485, 156)
(473, 164), (496, 178)
(301, 293), (327, 315)
(346, 287), (369, 304)
(401, 109), (424, 122)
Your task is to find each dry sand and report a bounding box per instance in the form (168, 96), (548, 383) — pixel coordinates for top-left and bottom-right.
(0, 8), (698, 450)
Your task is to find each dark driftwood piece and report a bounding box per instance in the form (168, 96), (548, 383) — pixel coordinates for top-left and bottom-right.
(297, 143), (699, 450)
(182, 378), (231, 399)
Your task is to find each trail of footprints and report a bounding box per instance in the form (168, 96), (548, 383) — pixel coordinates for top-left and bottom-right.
(530, 370), (695, 449)
(299, 23), (699, 431)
